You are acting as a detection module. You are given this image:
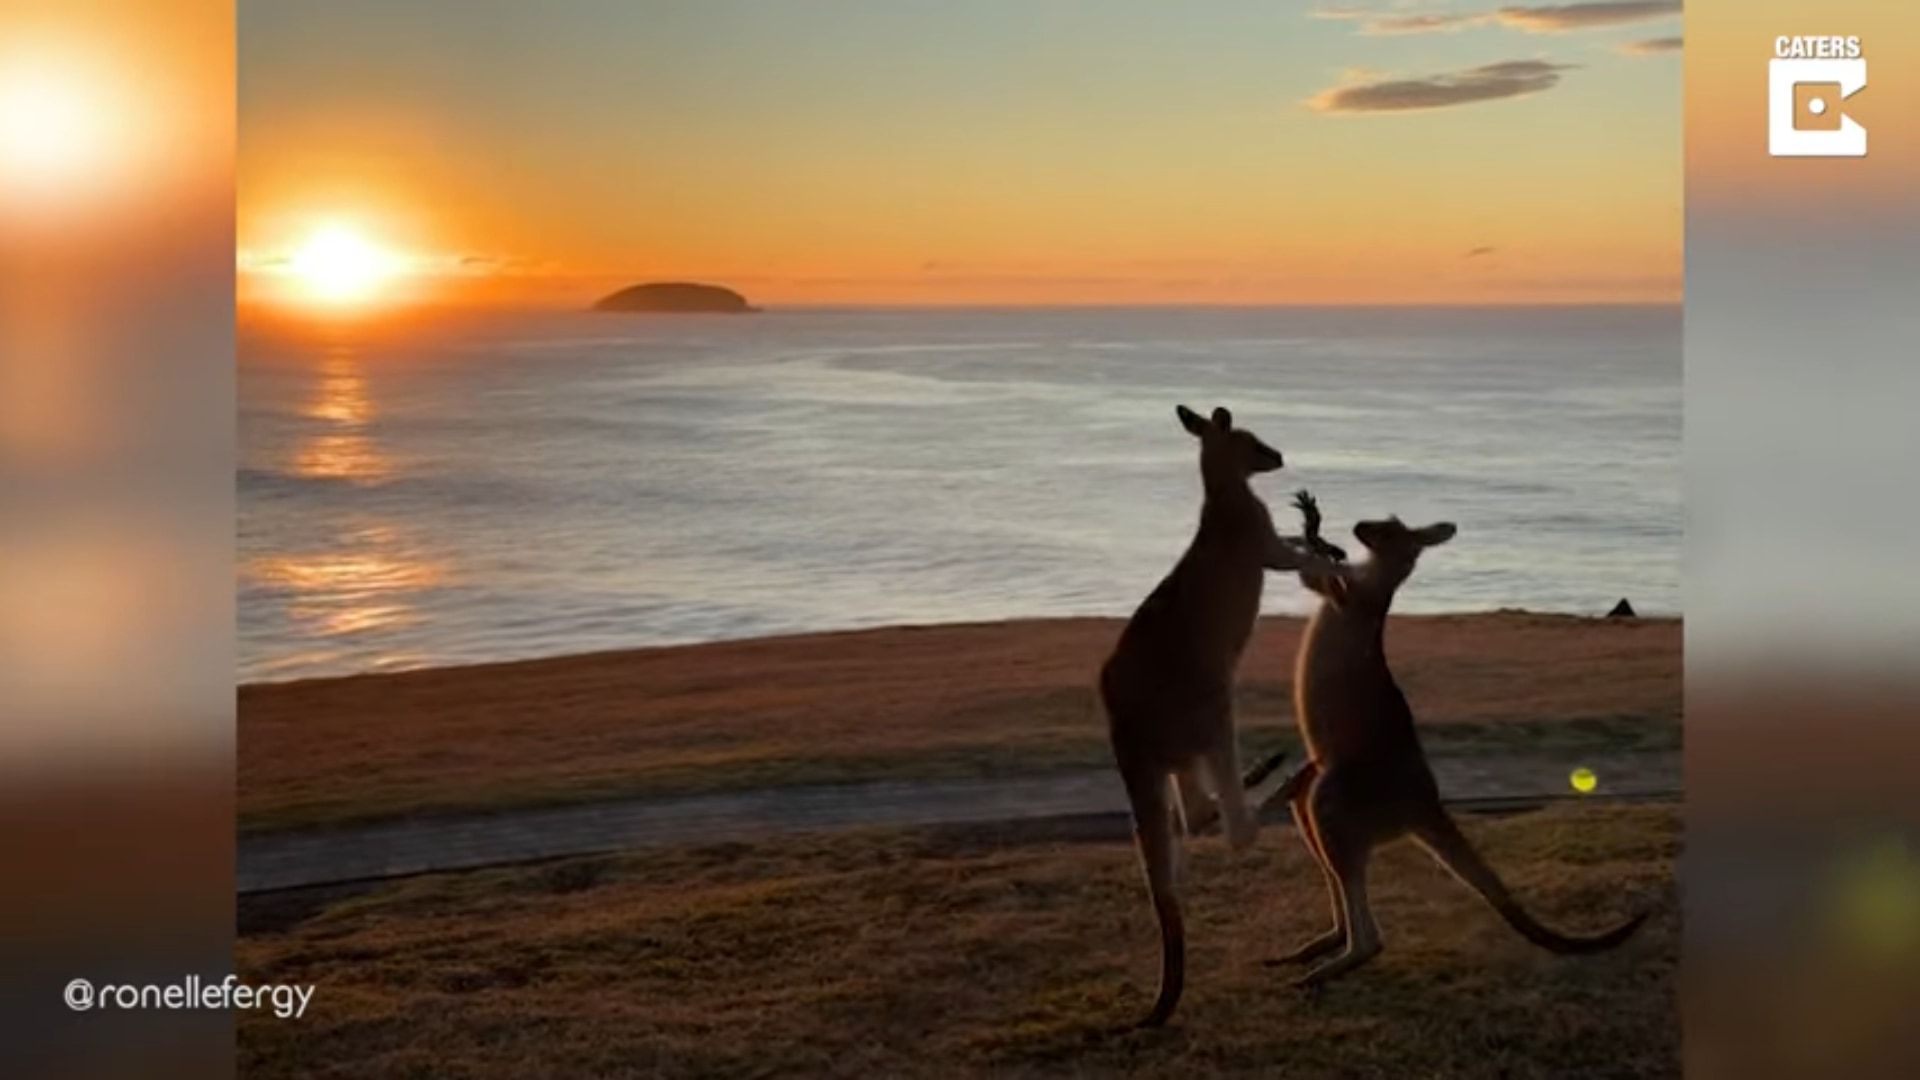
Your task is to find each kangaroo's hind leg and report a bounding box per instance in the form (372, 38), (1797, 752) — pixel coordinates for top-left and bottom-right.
(1170, 764), (1212, 881)
(1183, 744), (1291, 837)
(1292, 769), (1385, 990)
(1266, 762), (1348, 967)
(1190, 721), (1257, 853)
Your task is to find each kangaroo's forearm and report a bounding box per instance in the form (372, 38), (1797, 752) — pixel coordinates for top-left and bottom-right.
(1264, 533), (1319, 572)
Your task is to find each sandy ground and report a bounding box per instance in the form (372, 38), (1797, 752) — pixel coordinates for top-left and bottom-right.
(240, 612), (1679, 830)
(237, 801), (1680, 1079)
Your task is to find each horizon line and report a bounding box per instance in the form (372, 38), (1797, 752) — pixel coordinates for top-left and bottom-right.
(742, 299), (1684, 311)
(238, 297), (1684, 320)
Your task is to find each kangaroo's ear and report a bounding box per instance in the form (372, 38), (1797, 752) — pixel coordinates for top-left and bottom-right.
(1415, 522), (1457, 548)
(1176, 405), (1209, 437)
(1210, 407), (1233, 431)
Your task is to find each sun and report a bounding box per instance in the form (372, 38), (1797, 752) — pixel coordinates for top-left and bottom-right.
(288, 224), (401, 304)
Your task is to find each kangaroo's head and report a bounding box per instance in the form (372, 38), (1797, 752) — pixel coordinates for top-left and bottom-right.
(1352, 516), (1456, 584)
(1176, 405), (1283, 490)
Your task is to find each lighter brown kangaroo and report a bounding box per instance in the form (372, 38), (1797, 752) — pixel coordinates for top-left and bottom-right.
(1266, 500), (1650, 991)
(1099, 405), (1335, 1029)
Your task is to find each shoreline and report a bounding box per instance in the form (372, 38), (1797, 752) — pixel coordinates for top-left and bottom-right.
(238, 606), (1676, 690)
(240, 611), (1680, 832)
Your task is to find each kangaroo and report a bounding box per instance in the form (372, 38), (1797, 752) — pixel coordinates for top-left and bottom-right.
(1266, 494), (1650, 991)
(1099, 405), (1335, 1029)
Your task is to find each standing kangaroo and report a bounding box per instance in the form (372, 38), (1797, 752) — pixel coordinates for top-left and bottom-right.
(1099, 405), (1333, 1029)
(1268, 494), (1650, 990)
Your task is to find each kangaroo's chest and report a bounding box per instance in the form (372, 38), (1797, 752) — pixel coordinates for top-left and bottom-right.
(1292, 607), (1385, 759)
(1188, 501), (1271, 622)
(1104, 492), (1272, 705)
(1181, 547), (1266, 653)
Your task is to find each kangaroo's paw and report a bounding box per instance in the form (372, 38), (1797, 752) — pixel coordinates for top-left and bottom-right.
(1292, 941), (1381, 991)
(1264, 929), (1346, 968)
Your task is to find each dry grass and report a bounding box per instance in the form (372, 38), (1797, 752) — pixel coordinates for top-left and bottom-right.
(240, 613), (1679, 831)
(238, 800), (1679, 1079)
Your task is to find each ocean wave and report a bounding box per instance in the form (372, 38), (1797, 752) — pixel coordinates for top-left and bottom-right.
(237, 467), (377, 495)
(240, 307), (1681, 681)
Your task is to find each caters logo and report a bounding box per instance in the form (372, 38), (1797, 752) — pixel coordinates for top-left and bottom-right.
(1769, 36), (1867, 158)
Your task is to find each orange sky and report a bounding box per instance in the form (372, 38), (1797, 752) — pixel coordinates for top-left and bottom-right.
(238, 2), (1685, 309)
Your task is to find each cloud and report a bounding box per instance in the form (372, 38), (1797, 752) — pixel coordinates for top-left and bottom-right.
(1365, 12), (1487, 32)
(1493, 2), (1682, 33)
(1616, 34), (1683, 55)
(1311, 5), (1489, 34)
(1466, 246), (1498, 257)
(430, 254), (510, 274)
(1312, 1), (1680, 35)
(1314, 9), (1490, 34)
(1308, 60), (1577, 113)
(412, 253), (557, 277)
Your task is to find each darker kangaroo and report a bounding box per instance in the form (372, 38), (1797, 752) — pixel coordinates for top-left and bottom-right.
(1099, 406), (1335, 1029)
(1268, 495), (1650, 991)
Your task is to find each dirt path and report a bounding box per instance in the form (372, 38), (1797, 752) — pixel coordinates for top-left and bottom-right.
(237, 749), (1680, 893)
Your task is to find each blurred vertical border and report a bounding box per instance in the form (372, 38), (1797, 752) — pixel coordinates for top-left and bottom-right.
(1687, 1), (1920, 1077)
(0, 1), (234, 1077)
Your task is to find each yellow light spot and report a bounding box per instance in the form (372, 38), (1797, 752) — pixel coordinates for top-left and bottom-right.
(1829, 837), (1920, 962)
(1569, 767), (1598, 795)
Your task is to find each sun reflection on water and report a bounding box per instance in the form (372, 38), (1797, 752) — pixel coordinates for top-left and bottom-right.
(251, 350), (448, 667)
(292, 346), (388, 481)
(248, 532), (447, 643)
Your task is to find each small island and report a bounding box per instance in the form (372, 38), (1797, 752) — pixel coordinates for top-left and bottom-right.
(590, 282), (758, 314)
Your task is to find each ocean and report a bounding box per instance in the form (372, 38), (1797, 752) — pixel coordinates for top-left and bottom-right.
(238, 305), (1680, 683)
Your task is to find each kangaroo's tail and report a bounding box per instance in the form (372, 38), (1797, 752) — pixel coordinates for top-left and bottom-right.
(1120, 765), (1185, 1028)
(1412, 810), (1649, 954)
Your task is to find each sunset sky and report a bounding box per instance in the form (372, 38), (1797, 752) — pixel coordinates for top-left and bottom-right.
(238, 1), (1685, 308)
